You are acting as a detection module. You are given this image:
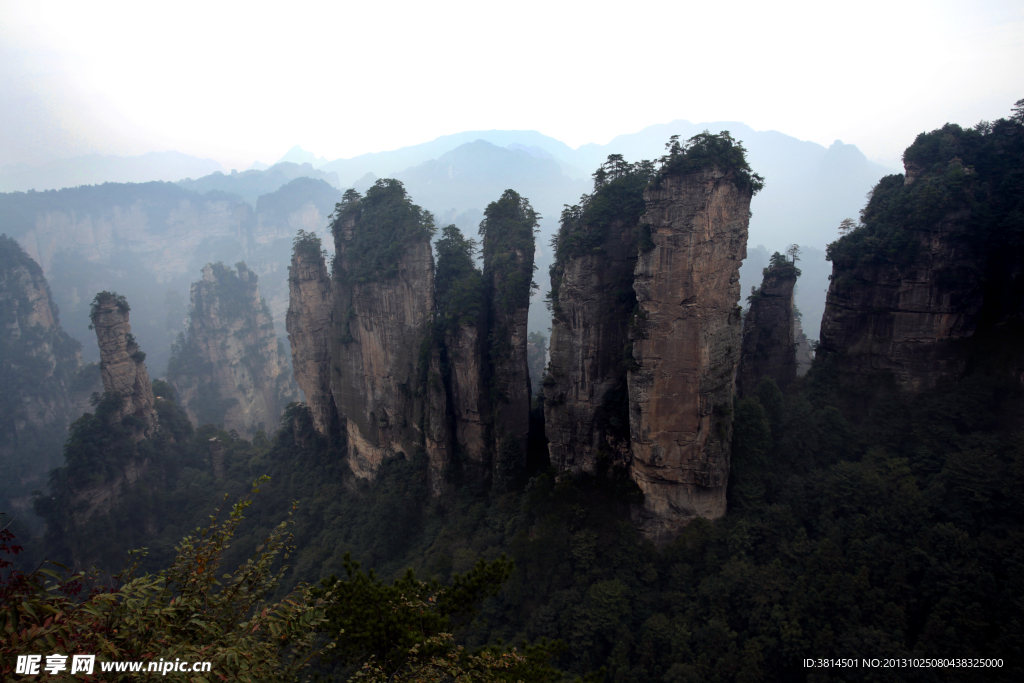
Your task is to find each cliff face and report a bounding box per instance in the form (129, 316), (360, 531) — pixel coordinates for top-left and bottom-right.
(738, 259), (799, 397)
(168, 262), (296, 437)
(90, 292), (158, 439)
(480, 190), (537, 487)
(794, 317), (814, 377)
(819, 116), (1024, 398)
(0, 236), (82, 515)
(286, 233), (338, 437)
(628, 164), (753, 543)
(544, 160), (652, 474)
(819, 208), (980, 395)
(445, 323), (488, 469)
(546, 223), (637, 471)
(329, 181), (436, 480)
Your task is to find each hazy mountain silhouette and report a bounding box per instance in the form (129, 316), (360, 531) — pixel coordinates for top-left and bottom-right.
(319, 130), (582, 187)
(0, 151), (224, 193)
(176, 162), (341, 207)
(394, 140), (588, 224)
(276, 145), (330, 168)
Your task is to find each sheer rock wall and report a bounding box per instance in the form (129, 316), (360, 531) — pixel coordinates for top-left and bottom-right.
(169, 263), (296, 438)
(330, 215), (435, 480)
(545, 219), (637, 473)
(627, 167), (751, 544)
(90, 293), (158, 439)
(738, 263), (798, 397)
(286, 247), (338, 436)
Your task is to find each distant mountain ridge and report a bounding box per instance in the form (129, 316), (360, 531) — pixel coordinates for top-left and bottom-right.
(0, 151), (224, 193)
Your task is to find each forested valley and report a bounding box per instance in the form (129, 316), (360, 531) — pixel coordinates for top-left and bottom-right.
(3, 102), (1024, 682)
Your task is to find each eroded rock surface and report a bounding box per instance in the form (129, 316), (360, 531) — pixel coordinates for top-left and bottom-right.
(545, 219), (636, 473)
(330, 186), (436, 480)
(90, 292), (158, 439)
(738, 259), (798, 397)
(480, 190), (536, 487)
(445, 323), (489, 470)
(168, 263), (296, 437)
(286, 237), (338, 437)
(627, 167), (751, 543)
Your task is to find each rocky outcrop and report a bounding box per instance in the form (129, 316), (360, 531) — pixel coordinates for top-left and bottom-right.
(819, 115), (1024, 399)
(329, 181), (436, 480)
(286, 232), (338, 437)
(544, 160), (652, 474)
(90, 292), (158, 439)
(445, 323), (489, 469)
(424, 346), (451, 495)
(168, 262), (296, 437)
(738, 258), (799, 397)
(819, 208), (980, 396)
(480, 190), (537, 487)
(628, 161), (754, 544)
(794, 317), (814, 377)
(0, 236), (83, 514)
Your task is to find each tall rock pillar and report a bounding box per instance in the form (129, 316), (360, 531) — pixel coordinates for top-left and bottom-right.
(627, 134), (760, 543)
(90, 292), (158, 439)
(167, 262), (296, 437)
(480, 189), (537, 488)
(329, 181), (437, 480)
(286, 232), (339, 438)
(737, 255), (799, 397)
(544, 158), (652, 473)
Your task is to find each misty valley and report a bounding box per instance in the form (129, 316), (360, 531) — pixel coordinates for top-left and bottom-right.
(2, 106), (1023, 682)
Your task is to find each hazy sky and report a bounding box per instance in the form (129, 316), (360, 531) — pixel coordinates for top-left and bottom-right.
(1, 0), (1021, 170)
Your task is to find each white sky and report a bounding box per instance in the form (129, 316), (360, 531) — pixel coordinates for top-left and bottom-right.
(1, 0), (1021, 169)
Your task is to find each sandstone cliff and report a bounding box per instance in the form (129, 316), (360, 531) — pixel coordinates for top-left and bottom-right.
(819, 115), (1024, 399)
(737, 255), (799, 397)
(627, 133), (760, 543)
(434, 225), (489, 478)
(167, 262), (297, 437)
(480, 190), (537, 487)
(544, 158), (653, 473)
(0, 236), (83, 515)
(90, 291), (159, 439)
(286, 231), (338, 437)
(445, 323), (488, 470)
(329, 181), (437, 480)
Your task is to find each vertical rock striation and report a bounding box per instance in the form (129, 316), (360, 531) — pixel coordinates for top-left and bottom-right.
(737, 254), (799, 397)
(286, 231), (338, 437)
(434, 224), (489, 478)
(445, 323), (488, 469)
(545, 158), (653, 473)
(480, 190), (537, 487)
(167, 262), (296, 437)
(819, 114), (1024, 400)
(793, 317), (814, 377)
(627, 133), (761, 543)
(90, 291), (158, 439)
(0, 236), (82, 514)
(329, 181), (437, 480)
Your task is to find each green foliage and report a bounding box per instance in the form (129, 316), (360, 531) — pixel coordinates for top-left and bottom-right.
(0, 235), (83, 513)
(549, 155), (655, 309)
(480, 189), (538, 315)
(828, 103), (1024, 273)
(4, 483), (339, 682)
(317, 553), (513, 677)
(656, 130), (765, 195)
(89, 290), (130, 319)
(291, 228), (327, 262)
(331, 179), (436, 284)
(435, 225), (484, 333)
